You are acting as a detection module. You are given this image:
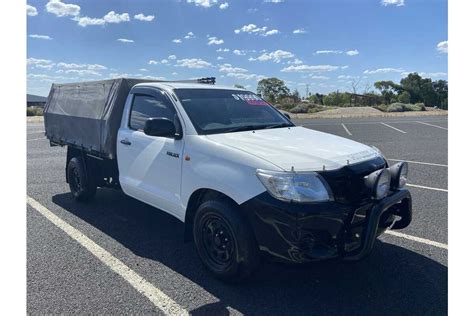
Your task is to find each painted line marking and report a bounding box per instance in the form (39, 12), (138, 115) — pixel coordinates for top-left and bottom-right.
(341, 123), (352, 136)
(380, 122), (407, 134)
(416, 121), (448, 130)
(27, 196), (189, 316)
(406, 183), (448, 192)
(385, 230), (448, 250)
(388, 159), (448, 167)
(27, 137), (46, 142)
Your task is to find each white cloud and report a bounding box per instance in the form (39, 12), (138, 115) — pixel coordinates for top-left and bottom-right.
(29, 34), (53, 40)
(233, 49), (246, 56)
(27, 4), (38, 16)
(207, 36), (224, 45)
(226, 73), (265, 81)
(56, 62), (107, 70)
(346, 49), (359, 56)
(293, 28), (307, 34)
(172, 72), (178, 76)
(219, 64), (248, 73)
(219, 2), (229, 9)
(103, 11), (130, 23)
(168, 55), (177, 60)
(134, 13), (155, 21)
(184, 32), (195, 39)
(117, 38), (134, 43)
(437, 41), (448, 54)
(175, 58), (212, 69)
(217, 56), (224, 60)
(256, 50), (294, 63)
(281, 64), (340, 73)
(139, 68), (148, 72)
(46, 0), (80, 17)
(173, 39), (182, 43)
(312, 75), (330, 80)
(216, 48), (230, 53)
(363, 67), (405, 74)
(161, 59), (169, 64)
(234, 24), (279, 36)
(264, 29), (280, 36)
(380, 0), (405, 6)
(186, 0), (218, 8)
(75, 16), (106, 27)
(315, 50), (343, 55)
(27, 57), (55, 69)
(288, 58), (303, 65)
(148, 60), (159, 65)
(337, 75), (358, 79)
(64, 69), (101, 76)
(264, 0), (285, 3)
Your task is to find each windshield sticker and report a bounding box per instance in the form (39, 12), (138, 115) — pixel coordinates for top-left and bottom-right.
(232, 94), (268, 106)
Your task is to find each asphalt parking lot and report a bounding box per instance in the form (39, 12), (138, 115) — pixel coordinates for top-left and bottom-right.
(27, 115), (448, 315)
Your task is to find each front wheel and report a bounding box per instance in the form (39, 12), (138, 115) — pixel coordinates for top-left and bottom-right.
(67, 157), (96, 202)
(193, 198), (260, 281)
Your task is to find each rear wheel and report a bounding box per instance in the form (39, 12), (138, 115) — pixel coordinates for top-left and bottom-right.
(193, 198), (260, 281)
(67, 157), (96, 202)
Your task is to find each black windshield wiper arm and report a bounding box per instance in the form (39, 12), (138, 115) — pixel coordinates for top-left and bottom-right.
(263, 123), (293, 129)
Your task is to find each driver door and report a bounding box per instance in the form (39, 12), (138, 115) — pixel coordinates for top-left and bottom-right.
(117, 87), (185, 219)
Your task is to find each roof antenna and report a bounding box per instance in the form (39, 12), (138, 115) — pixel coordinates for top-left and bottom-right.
(322, 165), (326, 171)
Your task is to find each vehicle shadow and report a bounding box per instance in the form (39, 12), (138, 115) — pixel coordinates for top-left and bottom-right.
(52, 189), (447, 315)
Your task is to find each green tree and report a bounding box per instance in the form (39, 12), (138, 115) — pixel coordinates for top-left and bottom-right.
(291, 89), (301, 102)
(256, 77), (290, 103)
(374, 80), (403, 104)
(400, 73), (423, 103)
(398, 91), (411, 103)
(323, 91), (351, 106)
(433, 80), (448, 109)
(234, 84), (245, 89)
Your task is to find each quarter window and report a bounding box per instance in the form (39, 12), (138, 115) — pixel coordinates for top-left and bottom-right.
(130, 93), (176, 131)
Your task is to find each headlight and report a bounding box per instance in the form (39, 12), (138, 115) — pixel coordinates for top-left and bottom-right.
(364, 169), (391, 199)
(389, 161), (408, 189)
(256, 169), (333, 203)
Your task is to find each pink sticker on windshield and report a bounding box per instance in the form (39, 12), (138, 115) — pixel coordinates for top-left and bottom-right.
(232, 93), (268, 106)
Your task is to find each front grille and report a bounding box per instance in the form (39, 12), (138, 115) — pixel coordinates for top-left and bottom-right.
(320, 156), (386, 205)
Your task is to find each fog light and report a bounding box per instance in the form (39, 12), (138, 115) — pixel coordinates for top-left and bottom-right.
(389, 161), (408, 189)
(365, 169), (391, 200)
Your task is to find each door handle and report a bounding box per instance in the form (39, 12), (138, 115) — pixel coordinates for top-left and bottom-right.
(120, 139), (131, 145)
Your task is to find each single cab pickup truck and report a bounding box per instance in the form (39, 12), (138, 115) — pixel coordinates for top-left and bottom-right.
(44, 78), (412, 280)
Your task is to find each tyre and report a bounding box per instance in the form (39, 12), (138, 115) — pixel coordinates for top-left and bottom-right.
(193, 198), (260, 281)
(67, 157), (96, 202)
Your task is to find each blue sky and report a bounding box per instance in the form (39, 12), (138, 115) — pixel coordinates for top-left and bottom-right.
(27, 0), (447, 97)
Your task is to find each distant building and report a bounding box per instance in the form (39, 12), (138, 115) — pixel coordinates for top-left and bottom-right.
(27, 94), (47, 107)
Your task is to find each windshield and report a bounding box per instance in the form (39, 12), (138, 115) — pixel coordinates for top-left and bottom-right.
(174, 89), (293, 135)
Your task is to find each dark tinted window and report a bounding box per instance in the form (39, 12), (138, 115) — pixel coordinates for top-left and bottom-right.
(130, 93), (176, 131)
(174, 89), (292, 135)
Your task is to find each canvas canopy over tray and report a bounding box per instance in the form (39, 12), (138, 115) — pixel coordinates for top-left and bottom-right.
(44, 78), (160, 159)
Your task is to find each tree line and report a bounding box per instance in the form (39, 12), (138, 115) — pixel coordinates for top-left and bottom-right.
(253, 73), (448, 109)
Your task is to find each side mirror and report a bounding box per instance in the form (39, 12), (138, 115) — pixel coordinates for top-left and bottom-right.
(144, 117), (178, 138)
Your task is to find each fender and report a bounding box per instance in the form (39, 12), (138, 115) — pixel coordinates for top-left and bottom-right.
(180, 135), (281, 215)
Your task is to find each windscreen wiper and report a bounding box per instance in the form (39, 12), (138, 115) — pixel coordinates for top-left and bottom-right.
(263, 123), (293, 129)
(226, 125), (268, 133)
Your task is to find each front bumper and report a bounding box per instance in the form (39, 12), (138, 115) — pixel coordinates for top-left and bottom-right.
(240, 189), (412, 263)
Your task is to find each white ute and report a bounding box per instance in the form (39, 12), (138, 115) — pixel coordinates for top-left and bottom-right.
(44, 78), (413, 281)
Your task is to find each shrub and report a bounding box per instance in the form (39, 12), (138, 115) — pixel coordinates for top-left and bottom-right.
(376, 102), (427, 112)
(398, 91), (411, 104)
(27, 107), (44, 116)
(289, 103), (310, 113)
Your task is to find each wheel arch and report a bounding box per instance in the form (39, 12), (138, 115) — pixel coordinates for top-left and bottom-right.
(184, 188), (244, 242)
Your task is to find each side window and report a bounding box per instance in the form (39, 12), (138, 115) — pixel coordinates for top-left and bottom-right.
(129, 93), (176, 131)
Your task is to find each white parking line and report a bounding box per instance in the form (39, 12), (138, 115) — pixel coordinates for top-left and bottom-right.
(406, 183), (448, 192)
(27, 196), (189, 316)
(341, 123), (352, 136)
(388, 159), (448, 167)
(385, 230), (448, 250)
(27, 137), (46, 142)
(380, 122), (407, 134)
(416, 121), (448, 130)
